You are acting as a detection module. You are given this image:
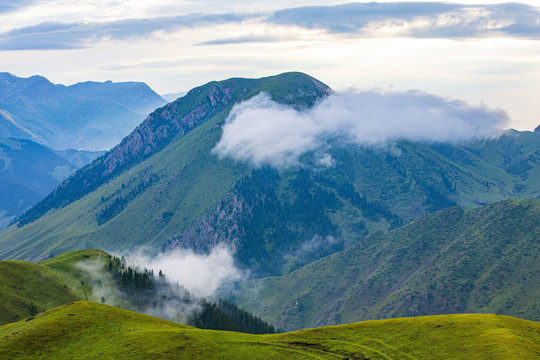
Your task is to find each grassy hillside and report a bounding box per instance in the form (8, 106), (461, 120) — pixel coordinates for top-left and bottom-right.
(0, 249), (277, 334)
(0, 301), (539, 359)
(236, 199), (540, 331)
(0, 261), (80, 325)
(0, 73), (537, 278)
(0, 249), (117, 325)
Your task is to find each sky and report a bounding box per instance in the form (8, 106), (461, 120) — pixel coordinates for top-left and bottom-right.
(0, 0), (539, 130)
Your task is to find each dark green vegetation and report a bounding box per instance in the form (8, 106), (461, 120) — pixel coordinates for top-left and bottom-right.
(0, 138), (102, 229)
(0, 249), (276, 334)
(0, 72), (538, 279)
(236, 199), (540, 331)
(1, 301), (539, 359)
(0, 72), (166, 150)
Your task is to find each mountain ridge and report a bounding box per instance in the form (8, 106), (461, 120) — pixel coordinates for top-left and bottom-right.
(0, 248), (276, 334)
(0, 138), (103, 229)
(0, 72), (167, 150)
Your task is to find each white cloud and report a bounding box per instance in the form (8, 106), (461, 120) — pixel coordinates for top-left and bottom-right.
(213, 91), (509, 168)
(128, 245), (244, 298)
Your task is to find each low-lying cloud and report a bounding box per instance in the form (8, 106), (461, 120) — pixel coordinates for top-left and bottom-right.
(76, 245), (244, 322)
(128, 245), (244, 298)
(213, 91), (509, 168)
(76, 256), (201, 323)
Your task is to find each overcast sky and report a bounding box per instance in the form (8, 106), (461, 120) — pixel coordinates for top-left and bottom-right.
(1, 0), (538, 130)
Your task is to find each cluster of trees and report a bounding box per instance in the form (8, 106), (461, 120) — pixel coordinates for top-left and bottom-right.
(423, 183), (457, 211)
(194, 299), (277, 334)
(316, 175), (402, 228)
(17, 156), (114, 227)
(104, 256), (277, 334)
(232, 168), (342, 277)
(95, 174), (159, 225)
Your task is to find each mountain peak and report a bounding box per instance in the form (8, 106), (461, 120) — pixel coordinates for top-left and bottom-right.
(0, 72), (20, 85)
(14, 72), (330, 228)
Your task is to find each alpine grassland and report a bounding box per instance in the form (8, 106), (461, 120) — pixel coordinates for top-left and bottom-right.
(0, 301), (539, 359)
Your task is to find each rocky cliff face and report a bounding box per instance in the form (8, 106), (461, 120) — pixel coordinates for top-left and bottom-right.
(102, 83), (235, 176)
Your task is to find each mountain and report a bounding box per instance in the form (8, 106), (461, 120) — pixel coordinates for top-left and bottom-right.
(0, 72), (538, 278)
(161, 91), (187, 102)
(234, 199), (540, 331)
(1, 301), (539, 359)
(0, 138), (103, 229)
(0, 73), (167, 150)
(0, 248), (276, 334)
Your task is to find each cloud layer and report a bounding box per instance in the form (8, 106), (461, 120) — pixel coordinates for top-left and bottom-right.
(213, 91), (509, 168)
(0, 13), (250, 50)
(268, 2), (540, 39)
(1, 2), (539, 50)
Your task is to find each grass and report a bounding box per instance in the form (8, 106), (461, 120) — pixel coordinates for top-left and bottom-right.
(0, 261), (80, 325)
(0, 301), (538, 359)
(0, 249), (116, 325)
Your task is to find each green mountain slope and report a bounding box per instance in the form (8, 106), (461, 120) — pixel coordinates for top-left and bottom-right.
(236, 199), (540, 331)
(1, 301), (539, 359)
(0, 73), (538, 278)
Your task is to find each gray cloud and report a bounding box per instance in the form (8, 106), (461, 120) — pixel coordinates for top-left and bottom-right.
(0, 0), (35, 14)
(0, 13), (250, 50)
(2, 2), (539, 51)
(269, 2), (461, 32)
(268, 2), (540, 39)
(213, 91), (509, 168)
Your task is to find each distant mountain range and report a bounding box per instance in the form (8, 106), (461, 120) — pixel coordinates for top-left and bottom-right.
(0, 72), (167, 228)
(1, 72), (538, 277)
(161, 91), (187, 102)
(0, 73), (167, 150)
(0, 138), (103, 229)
